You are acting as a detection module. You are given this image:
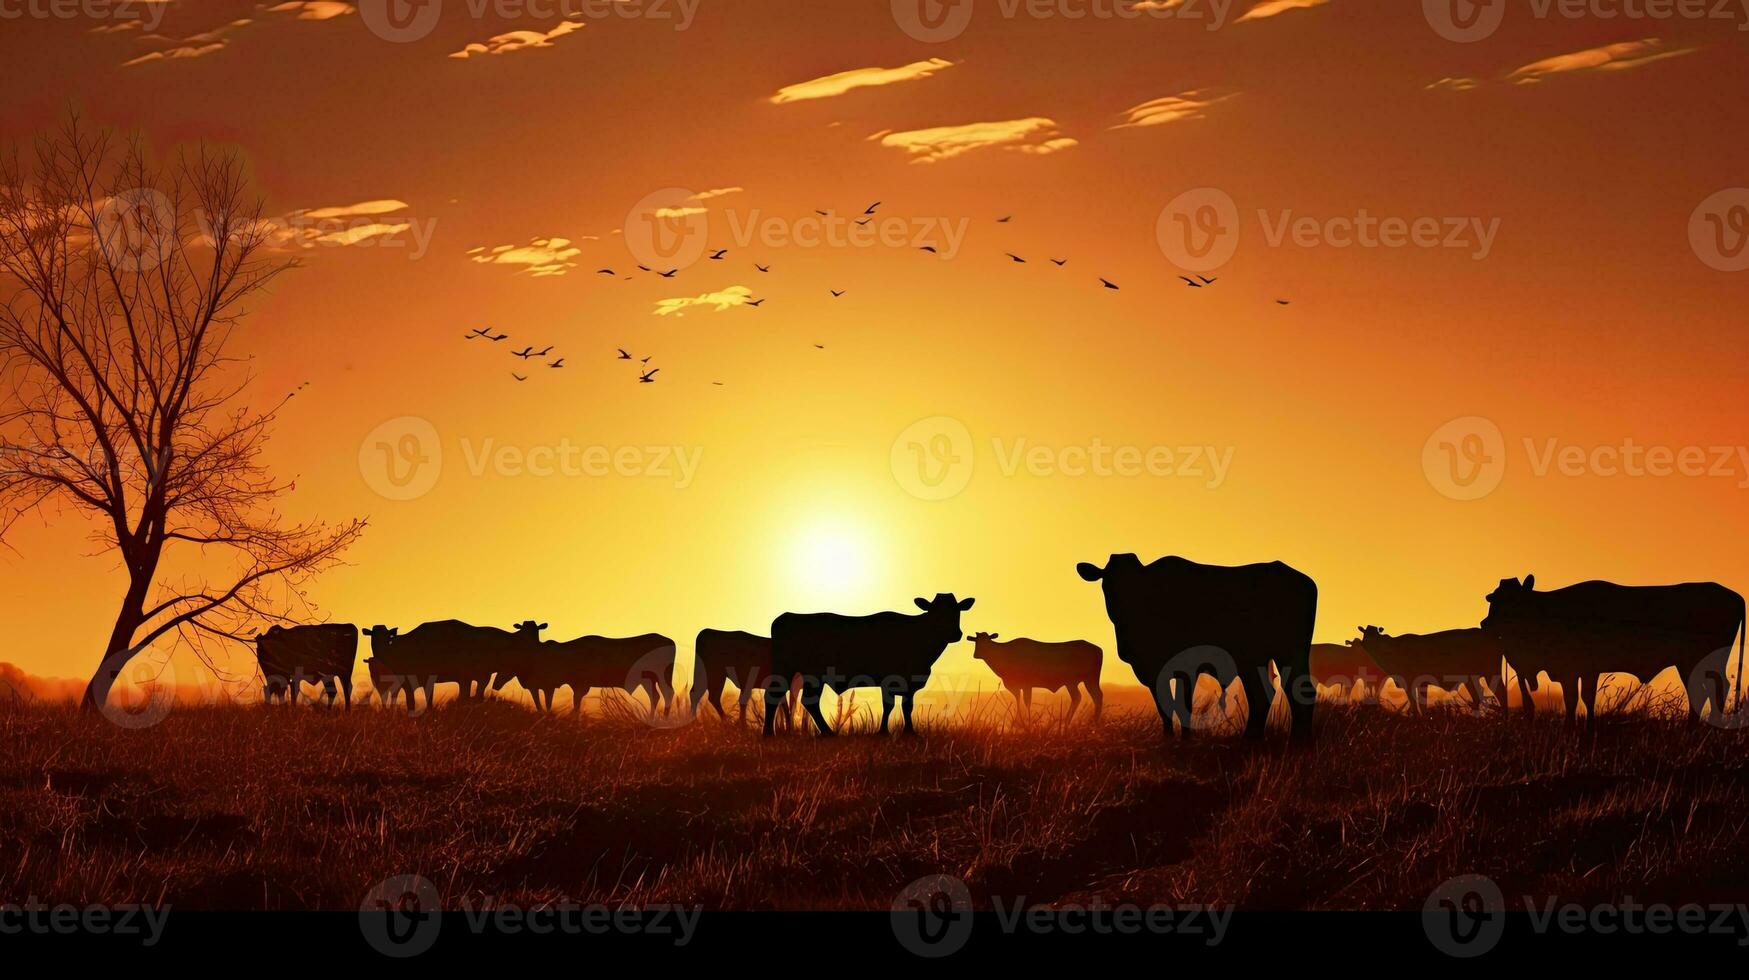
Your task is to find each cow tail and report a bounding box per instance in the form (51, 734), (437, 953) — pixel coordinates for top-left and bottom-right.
(1735, 604), (1746, 715)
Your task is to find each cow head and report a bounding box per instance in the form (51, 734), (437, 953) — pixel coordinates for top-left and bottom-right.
(512, 621), (547, 641)
(968, 631), (1000, 659)
(913, 593), (975, 643)
(1481, 575), (1536, 630)
(1355, 625), (1389, 647)
(1076, 553), (1148, 617)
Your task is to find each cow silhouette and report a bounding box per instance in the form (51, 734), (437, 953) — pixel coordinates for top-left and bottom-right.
(490, 631), (678, 717)
(1307, 641), (1385, 702)
(765, 593), (974, 737)
(254, 623), (358, 709)
(1483, 575), (1746, 726)
(1078, 554), (1318, 740)
(968, 632), (1104, 722)
(690, 629), (796, 729)
(1352, 626), (1511, 714)
(361, 620), (541, 713)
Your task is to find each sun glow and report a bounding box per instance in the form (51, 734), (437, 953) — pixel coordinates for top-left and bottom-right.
(787, 517), (879, 604)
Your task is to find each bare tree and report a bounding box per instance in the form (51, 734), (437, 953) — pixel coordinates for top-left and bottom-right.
(0, 114), (365, 709)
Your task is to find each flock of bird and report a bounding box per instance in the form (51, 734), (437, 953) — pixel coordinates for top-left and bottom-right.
(459, 204), (1293, 387)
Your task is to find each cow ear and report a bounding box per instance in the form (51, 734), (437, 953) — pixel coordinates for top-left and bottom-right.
(362, 627), (374, 636)
(989, 632), (999, 639)
(1523, 574), (1535, 590)
(957, 597), (975, 611)
(539, 623), (548, 630)
(1076, 562), (1104, 582)
(915, 598), (931, 611)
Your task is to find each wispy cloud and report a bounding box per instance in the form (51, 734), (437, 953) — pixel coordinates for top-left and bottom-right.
(653, 285), (754, 317)
(256, 200), (414, 249)
(449, 21), (583, 59)
(1507, 38), (1697, 85)
(1425, 76), (1480, 92)
(266, 1), (356, 20)
(1236, 0), (1330, 21)
(868, 118), (1076, 164)
(467, 237), (584, 277)
(122, 17), (252, 67)
(771, 58), (956, 104)
(297, 199), (410, 220)
(1112, 90), (1236, 129)
(688, 187), (743, 202)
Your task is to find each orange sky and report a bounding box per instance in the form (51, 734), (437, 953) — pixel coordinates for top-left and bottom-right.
(2, 0), (1747, 698)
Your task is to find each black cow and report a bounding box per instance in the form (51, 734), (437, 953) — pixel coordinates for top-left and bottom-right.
(765, 593), (974, 737)
(968, 632), (1104, 722)
(1078, 553), (1318, 740)
(490, 632), (678, 717)
(1352, 626), (1511, 714)
(255, 624), (358, 709)
(1482, 575), (1745, 726)
(690, 629), (796, 728)
(362, 620), (542, 713)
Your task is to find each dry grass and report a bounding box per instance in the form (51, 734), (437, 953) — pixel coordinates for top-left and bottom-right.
(2, 688), (1746, 911)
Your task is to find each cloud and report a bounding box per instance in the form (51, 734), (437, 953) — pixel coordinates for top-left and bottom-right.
(655, 206), (708, 219)
(296, 199), (410, 220)
(688, 187), (743, 202)
(868, 118), (1076, 164)
(771, 58), (956, 104)
(1237, 0), (1330, 21)
(1112, 90), (1236, 128)
(652, 285), (754, 317)
(449, 21), (583, 59)
(1425, 76), (1480, 92)
(468, 237), (583, 277)
(121, 17), (253, 67)
(250, 201), (414, 249)
(315, 222), (411, 246)
(1507, 38), (1697, 85)
(267, 1), (356, 19)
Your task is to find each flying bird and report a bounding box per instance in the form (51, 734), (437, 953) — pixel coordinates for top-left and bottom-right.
(747, 299), (766, 307)
(813, 343), (825, 349)
(1006, 253), (1026, 264)
(532, 346), (553, 357)
(755, 263), (771, 272)
(710, 249), (728, 260)
(511, 373), (528, 382)
(1179, 276), (1204, 288)
(918, 245), (938, 253)
(815, 209), (831, 216)
(863, 202), (880, 215)
(641, 355), (653, 365)
(854, 218), (871, 227)
(549, 358), (566, 368)
(639, 368), (659, 383)
(658, 268), (678, 278)
(617, 349), (632, 359)
(1050, 258), (1067, 266)
(1100, 279), (1119, 290)
(512, 346), (536, 358)
(996, 215), (1012, 223)
(596, 268), (615, 276)
(1276, 299), (1292, 306)
(1199, 276), (1217, 285)
(637, 265), (652, 272)
(830, 289), (845, 297)
(712, 381), (724, 386)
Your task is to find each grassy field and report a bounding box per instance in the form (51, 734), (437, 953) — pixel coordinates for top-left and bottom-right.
(3, 688), (1747, 911)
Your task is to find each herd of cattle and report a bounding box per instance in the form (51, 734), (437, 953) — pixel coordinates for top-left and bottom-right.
(252, 554), (1748, 737)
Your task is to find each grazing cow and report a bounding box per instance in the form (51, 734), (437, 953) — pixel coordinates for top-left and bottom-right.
(255, 624), (359, 709)
(1077, 553), (1318, 740)
(361, 620), (542, 713)
(1307, 642), (1385, 701)
(1482, 575), (1746, 726)
(490, 632), (678, 717)
(1351, 626), (1511, 714)
(766, 593), (975, 737)
(968, 632), (1104, 722)
(690, 629), (796, 729)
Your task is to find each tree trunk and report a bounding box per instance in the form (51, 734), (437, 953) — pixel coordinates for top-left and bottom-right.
(80, 555), (155, 711)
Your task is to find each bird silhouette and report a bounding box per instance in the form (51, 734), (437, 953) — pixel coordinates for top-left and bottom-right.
(813, 343), (825, 349)
(511, 373), (528, 382)
(1100, 279), (1119, 290)
(1006, 253), (1026, 264)
(597, 268), (615, 276)
(641, 355), (653, 365)
(919, 245), (938, 253)
(996, 215), (1012, 223)
(864, 202), (880, 215)
(466, 327), (495, 339)
(549, 358), (566, 368)
(488, 332), (508, 341)
(712, 381), (724, 386)
(747, 299), (766, 307)
(854, 218), (871, 226)
(1179, 276), (1204, 288)
(639, 368), (660, 383)
(710, 249), (728, 260)
(638, 265), (652, 272)
(1199, 276), (1217, 285)
(815, 209), (831, 216)
(755, 263), (771, 272)
(830, 289), (845, 297)
(617, 349), (632, 360)
(532, 346), (553, 357)
(1276, 299), (1292, 306)
(1050, 258), (1067, 266)
(512, 346), (536, 358)
(658, 269), (678, 278)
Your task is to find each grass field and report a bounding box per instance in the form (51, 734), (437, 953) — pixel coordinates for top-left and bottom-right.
(3, 688), (1747, 911)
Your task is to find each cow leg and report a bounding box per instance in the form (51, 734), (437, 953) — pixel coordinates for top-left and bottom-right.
(1173, 673), (1197, 736)
(1238, 666), (1275, 740)
(799, 679), (833, 736)
(1005, 685), (1025, 725)
(1518, 673), (1537, 718)
(1559, 676), (1579, 726)
(423, 678), (437, 714)
(1086, 681), (1104, 723)
(323, 678), (339, 708)
(1280, 661), (1315, 741)
(1579, 673), (1600, 728)
(1150, 679), (1176, 739)
(901, 692), (918, 735)
(762, 680), (784, 737)
(1066, 684), (1081, 722)
(639, 679), (662, 719)
(340, 677), (354, 712)
(1462, 677), (1483, 714)
(879, 688), (896, 735)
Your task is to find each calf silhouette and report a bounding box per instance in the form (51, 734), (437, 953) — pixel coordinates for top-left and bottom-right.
(1483, 575), (1745, 726)
(766, 593), (974, 737)
(491, 631), (678, 717)
(362, 620), (540, 713)
(1307, 642), (1385, 701)
(968, 632), (1104, 722)
(1078, 553), (1318, 740)
(690, 629), (796, 729)
(254, 624), (358, 709)
(1352, 626), (1510, 714)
